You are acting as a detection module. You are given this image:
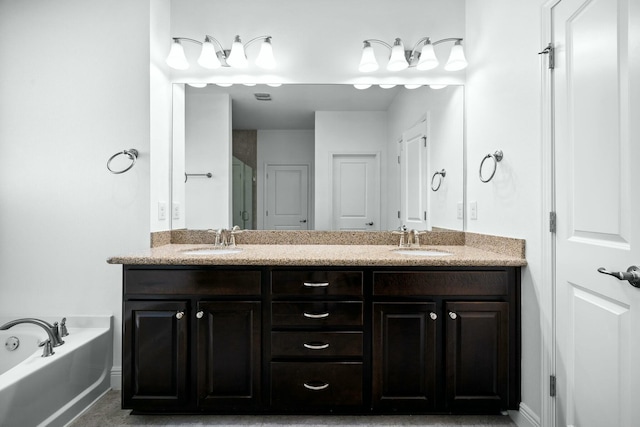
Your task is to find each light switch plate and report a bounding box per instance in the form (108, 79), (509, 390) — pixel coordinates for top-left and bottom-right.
(457, 202), (463, 220)
(172, 202), (180, 220)
(470, 201), (478, 220)
(158, 202), (167, 221)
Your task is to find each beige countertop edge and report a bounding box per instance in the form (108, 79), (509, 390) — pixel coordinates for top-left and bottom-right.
(107, 244), (527, 267)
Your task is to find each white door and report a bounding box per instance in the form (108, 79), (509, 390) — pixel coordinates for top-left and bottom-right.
(400, 120), (429, 230)
(332, 154), (379, 230)
(553, 0), (640, 426)
(264, 164), (309, 230)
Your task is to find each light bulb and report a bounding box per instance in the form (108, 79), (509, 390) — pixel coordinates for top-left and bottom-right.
(379, 84), (396, 89)
(216, 83), (233, 87)
(187, 83), (207, 88)
(255, 38), (276, 69)
(353, 84), (372, 90)
(166, 39), (189, 70)
(243, 83), (257, 86)
(404, 84), (422, 89)
(387, 38), (408, 71)
(444, 41), (468, 71)
(429, 84), (447, 90)
(417, 41), (439, 71)
(358, 42), (379, 72)
(197, 39), (221, 69)
(227, 36), (248, 68)
(266, 83), (282, 87)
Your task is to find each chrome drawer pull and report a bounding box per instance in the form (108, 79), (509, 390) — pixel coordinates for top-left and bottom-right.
(303, 342), (330, 350)
(303, 382), (329, 391)
(303, 312), (330, 319)
(303, 282), (330, 288)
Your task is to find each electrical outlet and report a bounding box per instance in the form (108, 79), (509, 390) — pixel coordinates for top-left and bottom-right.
(172, 202), (180, 220)
(470, 201), (478, 220)
(457, 202), (463, 220)
(158, 202), (167, 221)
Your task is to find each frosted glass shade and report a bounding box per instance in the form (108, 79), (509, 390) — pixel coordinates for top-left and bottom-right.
(353, 83), (372, 90)
(358, 43), (379, 72)
(417, 42), (438, 70)
(379, 84), (396, 89)
(227, 36), (248, 68)
(255, 39), (276, 69)
(166, 40), (189, 70)
(444, 42), (468, 71)
(197, 40), (221, 69)
(387, 39), (408, 71)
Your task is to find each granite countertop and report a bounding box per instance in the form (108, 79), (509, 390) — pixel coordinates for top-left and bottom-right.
(107, 243), (527, 267)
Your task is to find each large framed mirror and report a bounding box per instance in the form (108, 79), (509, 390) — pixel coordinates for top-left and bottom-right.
(171, 83), (464, 232)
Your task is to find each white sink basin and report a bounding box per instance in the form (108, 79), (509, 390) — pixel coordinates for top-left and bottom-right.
(181, 248), (243, 255)
(392, 249), (451, 257)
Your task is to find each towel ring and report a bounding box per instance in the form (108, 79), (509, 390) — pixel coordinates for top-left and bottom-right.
(107, 149), (138, 174)
(431, 169), (446, 191)
(479, 150), (503, 183)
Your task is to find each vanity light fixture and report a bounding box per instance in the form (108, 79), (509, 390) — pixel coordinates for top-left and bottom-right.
(429, 84), (448, 89)
(404, 84), (422, 89)
(166, 35), (276, 70)
(379, 84), (397, 89)
(353, 83), (373, 90)
(358, 37), (467, 72)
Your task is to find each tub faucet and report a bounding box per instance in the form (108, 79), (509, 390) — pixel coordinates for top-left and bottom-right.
(0, 318), (60, 357)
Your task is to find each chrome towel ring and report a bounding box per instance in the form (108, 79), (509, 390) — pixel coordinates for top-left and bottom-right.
(479, 150), (503, 183)
(431, 169), (446, 191)
(107, 149), (138, 174)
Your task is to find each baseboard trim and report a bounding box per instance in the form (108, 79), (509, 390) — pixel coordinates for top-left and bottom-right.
(509, 403), (541, 427)
(110, 366), (122, 391)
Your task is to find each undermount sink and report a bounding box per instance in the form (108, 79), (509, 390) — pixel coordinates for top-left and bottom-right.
(392, 248), (452, 257)
(181, 248), (243, 255)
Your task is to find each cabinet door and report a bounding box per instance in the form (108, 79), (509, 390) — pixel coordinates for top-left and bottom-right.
(372, 302), (437, 411)
(122, 300), (189, 410)
(196, 301), (261, 411)
(445, 301), (509, 412)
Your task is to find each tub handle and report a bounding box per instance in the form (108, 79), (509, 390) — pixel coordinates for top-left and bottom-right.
(37, 340), (55, 357)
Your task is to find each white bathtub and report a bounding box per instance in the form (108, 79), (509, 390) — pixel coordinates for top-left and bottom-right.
(0, 316), (112, 427)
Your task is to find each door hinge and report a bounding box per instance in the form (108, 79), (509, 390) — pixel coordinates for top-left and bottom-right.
(397, 211), (401, 219)
(550, 375), (556, 397)
(266, 210), (269, 217)
(397, 155), (401, 164)
(424, 211), (427, 220)
(422, 136), (427, 147)
(549, 211), (557, 233)
(539, 43), (554, 69)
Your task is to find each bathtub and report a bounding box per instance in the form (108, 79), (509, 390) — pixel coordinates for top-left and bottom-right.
(0, 316), (112, 427)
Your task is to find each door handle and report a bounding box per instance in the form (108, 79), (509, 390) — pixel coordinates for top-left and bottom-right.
(300, 219), (307, 223)
(366, 222), (374, 226)
(597, 266), (640, 288)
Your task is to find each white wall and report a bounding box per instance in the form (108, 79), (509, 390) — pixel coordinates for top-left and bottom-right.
(183, 92), (232, 229)
(0, 0), (161, 388)
(315, 112), (388, 230)
(386, 86), (465, 231)
(465, 0), (545, 424)
(256, 130), (315, 229)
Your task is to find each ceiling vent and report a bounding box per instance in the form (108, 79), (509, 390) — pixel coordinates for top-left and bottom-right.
(254, 93), (272, 101)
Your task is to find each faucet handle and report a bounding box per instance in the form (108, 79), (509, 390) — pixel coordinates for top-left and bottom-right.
(59, 317), (69, 337)
(229, 226), (243, 247)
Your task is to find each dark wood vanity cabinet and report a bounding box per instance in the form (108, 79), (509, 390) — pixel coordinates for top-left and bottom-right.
(122, 266), (262, 413)
(121, 265), (519, 414)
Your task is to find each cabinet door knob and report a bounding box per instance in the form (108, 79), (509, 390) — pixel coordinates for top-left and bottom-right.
(303, 312), (330, 319)
(175, 311), (185, 320)
(303, 282), (330, 288)
(303, 382), (329, 391)
(430, 312), (438, 321)
(303, 342), (330, 350)
(196, 311), (204, 319)
(449, 311), (457, 320)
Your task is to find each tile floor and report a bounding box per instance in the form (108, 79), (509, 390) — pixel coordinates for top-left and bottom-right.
(69, 391), (517, 427)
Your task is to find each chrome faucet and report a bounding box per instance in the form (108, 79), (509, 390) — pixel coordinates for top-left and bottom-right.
(229, 225), (243, 247)
(410, 229), (428, 247)
(0, 318), (61, 357)
(392, 225), (409, 247)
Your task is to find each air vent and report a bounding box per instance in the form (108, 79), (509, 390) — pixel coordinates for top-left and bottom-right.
(254, 93), (272, 101)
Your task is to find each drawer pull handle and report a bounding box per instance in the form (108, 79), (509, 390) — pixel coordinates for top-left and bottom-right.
(303, 312), (330, 319)
(303, 342), (330, 350)
(449, 311), (457, 320)
(175, 311), (185, 320)
(430, 312), (438, 321)
(303, 282), (330, 288)
(303, 382), (329, 391)
(196, 311), (204, 319)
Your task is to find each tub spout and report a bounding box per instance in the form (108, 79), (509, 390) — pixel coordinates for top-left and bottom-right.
(0, 318), (61, 356)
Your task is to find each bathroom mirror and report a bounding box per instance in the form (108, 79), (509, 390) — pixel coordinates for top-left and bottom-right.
(171, 83), (464, 232)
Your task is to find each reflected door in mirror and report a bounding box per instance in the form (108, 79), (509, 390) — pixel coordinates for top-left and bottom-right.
(265, 165), (309, 230)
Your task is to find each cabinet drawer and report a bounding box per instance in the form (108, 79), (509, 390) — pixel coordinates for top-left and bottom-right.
(373, 271), (508, 296)
(271, 331), (363, 358)
(271, 362), (363, 408)
(271, 271), (363, 297)
(272, 302), (363, 327)
(125, 269), (261, 296)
